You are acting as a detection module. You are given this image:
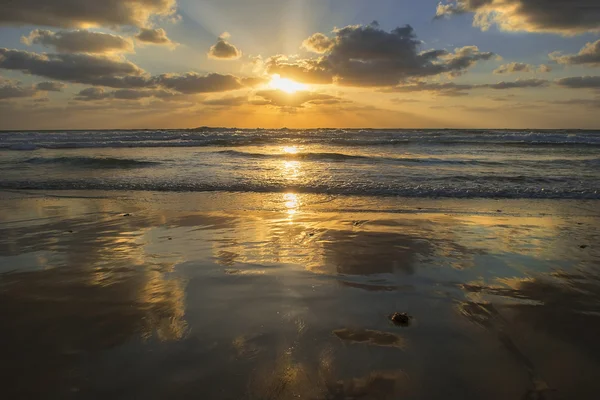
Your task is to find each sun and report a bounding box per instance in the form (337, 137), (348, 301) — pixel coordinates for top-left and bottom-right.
(268, 74), (307, 94)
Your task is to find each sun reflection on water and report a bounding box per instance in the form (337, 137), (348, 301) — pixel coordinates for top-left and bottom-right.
(282, 146), (299, 154)
(282, 160), (301, 179)
(284, 192), (299, 219)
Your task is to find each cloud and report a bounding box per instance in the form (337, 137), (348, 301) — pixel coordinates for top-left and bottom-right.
(208, 33), (242, 60)
(302, 33), (335, 54)
(386, 82), (474, 96)
(265, 56), (334, 84)
(550, 39), (600, 66)
(253, 90), (349, 108)
(549, 98), (600, 108)
(0, 78), (65, 100)
(0, 81), (38, 100)
(74, 87), (173, 101)
(113, 88), (168, 100)
(487, 78), (548, 89)
(0, 0), (177, 28)
(154, 72), (248, 93)
(494, 62), (533, 74)
(0, 48), (261, 95)
(493, 62), (552, 74)
(203, 96), (248, 107)
(266, 23), (494, 87)
(21, 29), (134, 54)
(555, 76), (600, 89)
(388, 78), (549, 95)
(35, 81), (66, 91)
(538, 64), (552, 73)
(0, 48), (147, 88)
(135, 28), (176, 46)
(391, 98), (421, 104)
(74, 87), (110, 101)
(434, 0), (600, 35)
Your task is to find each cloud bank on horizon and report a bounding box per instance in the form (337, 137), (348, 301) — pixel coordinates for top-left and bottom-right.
(0, 0), (598, 129)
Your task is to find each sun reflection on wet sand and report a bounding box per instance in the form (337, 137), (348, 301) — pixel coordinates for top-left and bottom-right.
(284, 192), (299, 222)
(1, 192), (600, 398)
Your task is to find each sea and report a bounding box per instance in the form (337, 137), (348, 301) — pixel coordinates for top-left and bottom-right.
(1, 128), (599, 199)
(2, 128), (600, 398)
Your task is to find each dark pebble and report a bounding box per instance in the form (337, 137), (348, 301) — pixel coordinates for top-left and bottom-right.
(168, 237), (172, 240)
(67, 230), (73, 233)
(123, 213), (131, 217)
(496, 210), (502, 213)
(580, 245), (588, 249)
(389, 312), (412, 327)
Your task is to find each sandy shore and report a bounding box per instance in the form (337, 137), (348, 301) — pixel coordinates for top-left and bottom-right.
(1, 191), (599, 399)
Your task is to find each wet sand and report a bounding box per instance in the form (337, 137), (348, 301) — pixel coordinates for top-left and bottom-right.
(1, 191), (599, 399)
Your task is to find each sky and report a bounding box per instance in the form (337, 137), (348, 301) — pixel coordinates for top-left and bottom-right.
(0, 0), (599, 130)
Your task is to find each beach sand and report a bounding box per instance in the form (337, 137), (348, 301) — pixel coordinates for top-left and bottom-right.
(1, 190), (599, 399)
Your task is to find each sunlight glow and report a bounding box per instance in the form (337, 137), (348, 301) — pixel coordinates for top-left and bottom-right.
(282, 146), (299, 154)
(268, 74), (307, 94)
(284, 193), (299, 218)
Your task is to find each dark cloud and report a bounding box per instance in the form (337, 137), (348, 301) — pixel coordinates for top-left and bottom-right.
(435, 0), (600, 35)
(391, 98), (421, 104)
(549, 98), (600, 108)
(487, 78), (549, 89)
(74, 87), (110, 101)
(385, 82), (474, 96)
(21, 29), (134, 54)
(0, 82), (38, 100)
(550, 39), (600, 66)
(267, 23), (494, 87)
(113, 88), (166, 100)
(154, 73), (246, 93)
(0, 0), (176, 28)
(555, 76), (600, 89)
(253, 90), (348, 108)
(388, 78), (549, 95)
(135, 28), (175, 46)
(0, 48), (147, 88)
(203, 96), (248, 107)
(0, 48), (257, 94)
(0, 79), (64, 99)
(74, 87), (172, 101)
(36, 81), (66, 91)
(207, 33), (242, 60)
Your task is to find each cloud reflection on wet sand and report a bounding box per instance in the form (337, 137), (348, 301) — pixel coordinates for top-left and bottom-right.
(0, 192), (599, 399)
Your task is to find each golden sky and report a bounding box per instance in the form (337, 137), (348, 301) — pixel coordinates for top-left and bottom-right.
(0, 0), (599, 129)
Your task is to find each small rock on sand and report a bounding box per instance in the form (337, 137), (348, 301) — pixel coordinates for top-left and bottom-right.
(389, 312), (413, 327)
(580, 245), (588, 249)
(122, 213), (131, 217)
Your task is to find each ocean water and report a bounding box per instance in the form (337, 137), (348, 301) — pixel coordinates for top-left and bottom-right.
(2, 129), (600, 398)
(1, 128), (599, 198)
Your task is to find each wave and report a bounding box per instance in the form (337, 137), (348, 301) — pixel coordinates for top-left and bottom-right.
(216, 150), (508, 166)
(21, 157), (159, 169)
(216, 150), (369, 161)
(2, 129), (600, 150)
(1, 180), (598, 199)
